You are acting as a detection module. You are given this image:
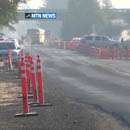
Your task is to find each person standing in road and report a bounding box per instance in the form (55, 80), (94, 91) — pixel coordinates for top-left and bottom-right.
(121, 37), (124, 45)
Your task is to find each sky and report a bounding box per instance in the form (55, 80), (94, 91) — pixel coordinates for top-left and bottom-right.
(19, 0), (130, 9)
(112, 0), (130, 8)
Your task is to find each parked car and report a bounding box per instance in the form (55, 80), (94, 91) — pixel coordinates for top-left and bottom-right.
(0, 40), (21, 66)
(81, 35), (120, 47)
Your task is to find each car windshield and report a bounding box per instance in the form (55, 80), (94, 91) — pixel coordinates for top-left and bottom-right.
(0, 42), (15, 50)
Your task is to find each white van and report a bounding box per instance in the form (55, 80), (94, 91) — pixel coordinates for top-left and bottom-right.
(81, 35), (120, 46)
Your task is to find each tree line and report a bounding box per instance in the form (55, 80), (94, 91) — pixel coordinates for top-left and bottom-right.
(61, 0), (124, 40)
(0, 0), (125, 39)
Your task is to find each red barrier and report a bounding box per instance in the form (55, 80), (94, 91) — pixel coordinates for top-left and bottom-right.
(120, 47), (123, 59)
(103, 48), (106, 59)
(65, 42), (68, 49)
(25, 54), (31, 94)
(59, 41), (65, 49)
(54, 41), (59, 48)
(18, 54), (21, 68)
(112, 47), (116, 59)
(100, 47), (104, 58)
(31, 55), (52, 107)
(71, 43), (76, 50)
(115, 46), (119, 59)
(97, 48), (100, 56)
(104, 48), (107, 59)
(64, 41), (67, 49)
(63, 41), (66, 49)
(96, 48), (100, 57)
(95, 48), (98, 56)
(15, 58), (38, 117)
(18, 54), (21, 77)
(89, 46), (94, 56)
(102, 48), (105, 58)
(68, 42), (73, 49)
(8, 50), (13, 71)
(126, 48), (129, 60)
(68, 42), (71, 48)
(99, 47), (102, 57)
(30, 57), (38, 104)
(71, 43), (74, 50)
(106, 47), (110, 59)
(92, 47), (97, 56)
(37, 55), (44, 104)
(99, 47), (109, 59)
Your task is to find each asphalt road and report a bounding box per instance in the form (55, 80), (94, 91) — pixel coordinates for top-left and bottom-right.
(25, 45), (130, 127)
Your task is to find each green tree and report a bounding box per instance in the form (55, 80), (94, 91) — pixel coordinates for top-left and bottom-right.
(0, 0), (27, 29)
(102, 0), (112, 9)
(100, 0), (123, 38)
(61, 0), (123, 40)
(61, 0), (105, 40)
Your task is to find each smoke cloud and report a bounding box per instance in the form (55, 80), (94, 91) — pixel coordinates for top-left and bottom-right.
(120, 30), (130, 41)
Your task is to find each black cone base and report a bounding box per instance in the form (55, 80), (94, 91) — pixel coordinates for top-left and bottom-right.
(17, 95), (33, 98)
(14, 112), (38, 117)
(31, 103), (52, 107)
(29, 102), (39, 105)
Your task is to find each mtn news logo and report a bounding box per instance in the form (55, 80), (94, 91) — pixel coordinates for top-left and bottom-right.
(25, 12), (56, 19)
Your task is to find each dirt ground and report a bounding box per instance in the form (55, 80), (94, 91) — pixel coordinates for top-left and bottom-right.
(0, 70), (129, 130)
